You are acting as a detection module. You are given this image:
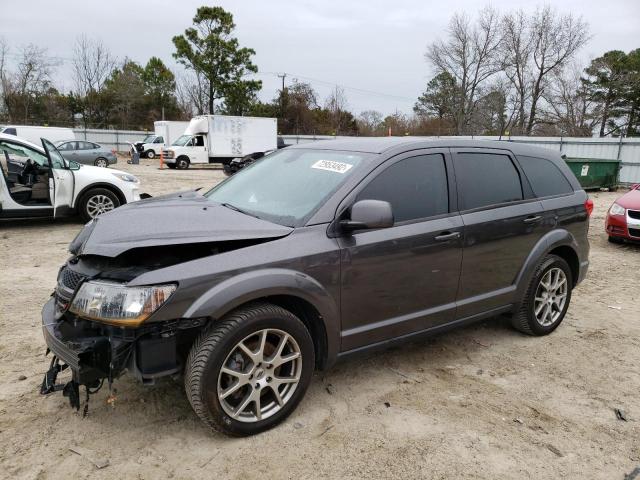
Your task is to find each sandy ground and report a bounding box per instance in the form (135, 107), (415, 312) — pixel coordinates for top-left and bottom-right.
(0, 157), (638, 480)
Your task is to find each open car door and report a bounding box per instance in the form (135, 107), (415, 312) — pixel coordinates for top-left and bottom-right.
(41, 138), (74, 218)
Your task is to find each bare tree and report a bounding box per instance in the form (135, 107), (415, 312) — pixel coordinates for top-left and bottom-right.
(176, 71), (208, 116)
(357, 110), (383, 136)
(0, 37), (9, 119)
(525, 6), (590, 134)
(72, 35), (115, 95)
(325, 86), (348, 134)
(542, 65), (598, 136)
(5, 44), (56, 122)
(501, 10), (533, 133)
(72, 35), (115, 125)
(427, 7), (502, 134)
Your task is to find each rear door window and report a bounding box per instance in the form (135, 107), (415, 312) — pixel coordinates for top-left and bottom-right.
(517, 155), (574, 197)
(356, 154), (449, 223)
(453, 152), (523, 210)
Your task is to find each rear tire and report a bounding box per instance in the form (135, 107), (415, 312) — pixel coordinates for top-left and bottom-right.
(511, 255), (572, 336)
(94, 157), (108, 168)
(184, 302), (314, 436)
(78, 188), (120, 222)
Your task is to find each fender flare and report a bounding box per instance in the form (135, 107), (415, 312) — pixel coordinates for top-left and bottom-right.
(184, 268), (340, 366)
(513, 228), (580, 304)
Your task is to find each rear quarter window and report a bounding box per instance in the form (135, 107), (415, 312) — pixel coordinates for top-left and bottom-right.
(517, 155), (574, 197)
(453, 152), (523, 210)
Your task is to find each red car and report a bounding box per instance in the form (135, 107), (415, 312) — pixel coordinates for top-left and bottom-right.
(606, 184), (640, 243)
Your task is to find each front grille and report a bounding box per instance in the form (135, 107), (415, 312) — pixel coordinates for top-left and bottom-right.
(629, 228), (640, 238)
(55, 267), (87, 313)
(628, 210), (640, 220)
(60, 267), (86, 291)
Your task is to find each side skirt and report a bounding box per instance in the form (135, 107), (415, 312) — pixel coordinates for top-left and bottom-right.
(336, 304), (513, 362)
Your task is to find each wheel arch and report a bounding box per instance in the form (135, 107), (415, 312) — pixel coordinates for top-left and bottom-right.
(73, 182), (127, 209)
(547, 245), (579, 287)
(183, 268), (339, 370)
(514, 229), (581, 303)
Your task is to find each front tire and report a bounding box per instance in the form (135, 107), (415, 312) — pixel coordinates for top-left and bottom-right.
(146, 150), (155, 159)
(511, 255), (573, 336)
(176, 157), (190, 170)
(185, 303), (314, 436)
(78, 188), (120, 222)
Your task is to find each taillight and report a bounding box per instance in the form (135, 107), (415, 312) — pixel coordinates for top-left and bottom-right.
(585, 198), (594, 217)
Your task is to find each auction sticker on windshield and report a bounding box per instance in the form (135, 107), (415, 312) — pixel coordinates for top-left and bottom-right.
(311, 159), (354, 174)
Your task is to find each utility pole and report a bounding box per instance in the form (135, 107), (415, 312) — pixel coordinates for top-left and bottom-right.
(277, 73), (287, 105)
(277, 73), (287, 130)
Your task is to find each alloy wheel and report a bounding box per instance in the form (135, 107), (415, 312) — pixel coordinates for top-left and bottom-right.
(217, 329), (302, 423)
(86, 194), (115, 218)
(95, 158), (108, 167)
(533, 267), (568, 327)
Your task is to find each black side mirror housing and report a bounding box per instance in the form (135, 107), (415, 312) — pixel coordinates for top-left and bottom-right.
(340, 199), (394, 232)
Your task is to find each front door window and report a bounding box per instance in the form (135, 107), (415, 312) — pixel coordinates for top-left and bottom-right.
(0, 140), (52, 206)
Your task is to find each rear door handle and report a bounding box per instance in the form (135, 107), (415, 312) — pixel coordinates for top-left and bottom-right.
(524, 215), (542, 224)
(435, 231), (461, 242)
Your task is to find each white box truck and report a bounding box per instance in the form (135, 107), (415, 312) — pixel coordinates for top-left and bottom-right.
(133, 120), (189, 159)
(162, 115), (277, 169)
(0, 125), (75, 144)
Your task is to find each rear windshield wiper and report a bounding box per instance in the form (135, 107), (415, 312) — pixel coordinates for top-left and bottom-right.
(219, 202), (261, 220)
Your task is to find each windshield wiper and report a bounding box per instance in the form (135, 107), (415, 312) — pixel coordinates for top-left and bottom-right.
(219, 202), (261, 220)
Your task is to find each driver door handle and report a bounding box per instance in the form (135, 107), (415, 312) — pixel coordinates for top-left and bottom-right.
(435, 231), (461, 242)
(524, 215), (542, 224)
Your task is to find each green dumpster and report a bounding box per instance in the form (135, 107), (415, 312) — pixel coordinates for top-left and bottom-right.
(564, 157), (621, 190)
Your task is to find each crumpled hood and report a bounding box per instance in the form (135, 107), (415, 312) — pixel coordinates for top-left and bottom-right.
(70, 191), (293, 257)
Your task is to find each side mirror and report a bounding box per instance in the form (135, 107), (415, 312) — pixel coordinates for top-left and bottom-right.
(68, 161), (81, 170)
(340, 199), (394, 232)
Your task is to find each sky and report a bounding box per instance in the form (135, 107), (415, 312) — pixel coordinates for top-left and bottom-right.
(2, 0), (639, 116)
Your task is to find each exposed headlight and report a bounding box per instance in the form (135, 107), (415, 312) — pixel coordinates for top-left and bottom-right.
(112, 173), (139, 183)
(609, 203), (626, 216)
(69, 281), (176, 326)
(164, 150), (175, 159)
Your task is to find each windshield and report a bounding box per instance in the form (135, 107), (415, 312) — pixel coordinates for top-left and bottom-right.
(142, 135), (156, 143)
(205, 148), (367, 227)
(172, 134), (192, 146)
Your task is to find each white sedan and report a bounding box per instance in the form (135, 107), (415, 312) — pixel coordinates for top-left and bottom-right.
(0, 134), (145, 222)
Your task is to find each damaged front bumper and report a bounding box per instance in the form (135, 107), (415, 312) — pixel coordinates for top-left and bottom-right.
(40, 298), (133, 409)
(40, 297), (197, 410)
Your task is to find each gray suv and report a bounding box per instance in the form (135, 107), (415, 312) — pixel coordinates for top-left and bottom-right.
(40, 138), (591, 436)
